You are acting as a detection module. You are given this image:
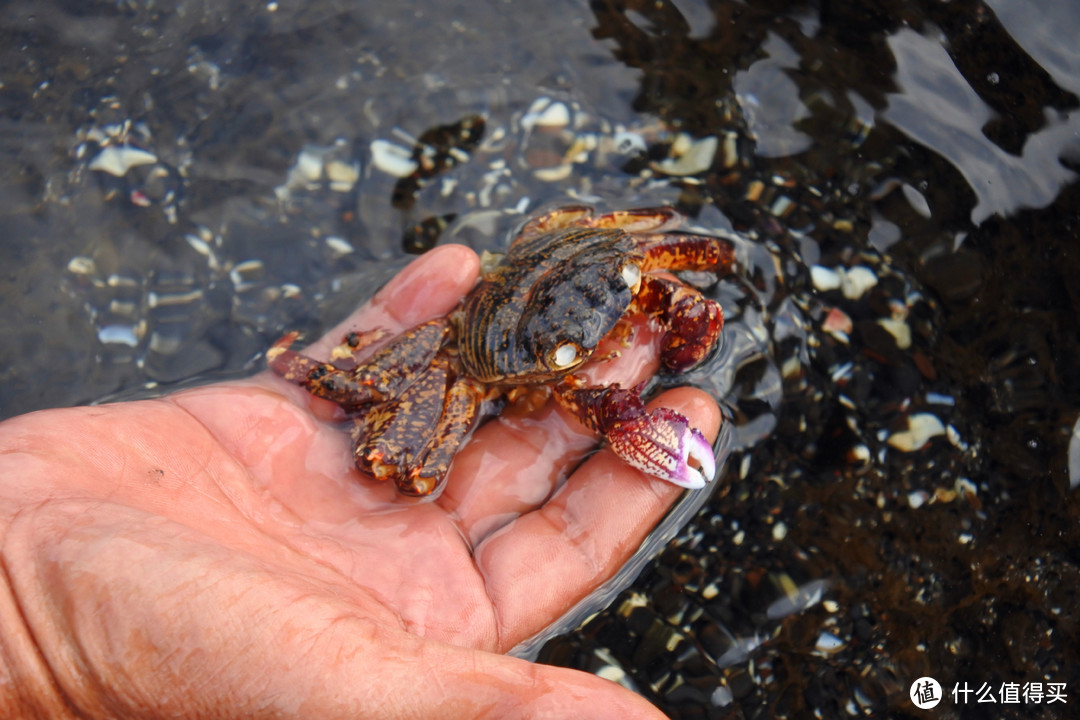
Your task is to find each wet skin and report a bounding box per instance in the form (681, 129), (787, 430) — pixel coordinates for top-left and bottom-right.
(0, 244), (719, 719)
(270, 207), (733, 497)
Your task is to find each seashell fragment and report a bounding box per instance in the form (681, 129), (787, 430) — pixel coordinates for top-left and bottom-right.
(325, 236), (355, 256)
(888, 413), (945, 452)
(520, 97), (572, 131)
(370, 139), (418, 177)
(98, 323), (144, 346)
(325, 159), (360, 191)
(815, 632), (845, 654)
(877, 317), (912, 349)
(66, 256), (97, 275)
(533, 163), (573, 182)
(229, 259), (264, 292)
(907, 490), (929, 508)
(651, 135), (718, 176)
(294, 148), (324, 183)
(88, 146), (158, 176)
(811, 265), (842, 292)
(841, 266), (878, 299)
(533, 101), (570, 129)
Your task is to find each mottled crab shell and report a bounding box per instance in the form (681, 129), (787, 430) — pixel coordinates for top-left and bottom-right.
(454, 226), (645, 384)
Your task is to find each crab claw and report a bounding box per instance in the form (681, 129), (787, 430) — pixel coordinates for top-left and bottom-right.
(608, 407), (716, 489)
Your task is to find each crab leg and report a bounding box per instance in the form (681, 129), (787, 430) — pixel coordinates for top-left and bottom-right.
(357, 353), (494, 497)
(519, 205), (685, 236)
(267, 318), (452, 411)
(624, 230), (733, 371)
(635, 231), (737, 275)
(633, 275), (724, 373)
(554, 379), (715, 489)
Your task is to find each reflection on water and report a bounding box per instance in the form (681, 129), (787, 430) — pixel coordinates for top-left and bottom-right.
(3, 0), (1079, 716)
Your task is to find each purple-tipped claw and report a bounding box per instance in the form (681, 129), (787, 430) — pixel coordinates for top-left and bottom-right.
(608, 407), (716, 489)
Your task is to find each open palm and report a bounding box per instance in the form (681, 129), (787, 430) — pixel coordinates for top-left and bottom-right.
(0, 245), (719, 719)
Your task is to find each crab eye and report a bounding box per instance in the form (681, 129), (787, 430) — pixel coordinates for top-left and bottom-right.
(620, 262), (642, 293)
(549, 341), (581, 370)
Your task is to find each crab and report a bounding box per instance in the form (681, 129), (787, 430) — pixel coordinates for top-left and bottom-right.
(268, 206), (737, 497)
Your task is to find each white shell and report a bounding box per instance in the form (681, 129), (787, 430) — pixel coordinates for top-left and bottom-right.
(325, 159), (360, 191)
(370, 139), (418, 177)
(888, 413), (945, 452)
(294, 148), (324, 182)
(325, 236), (355, 256)
(841, 266), (878, 299)
(532, 163), (573, 182)
(650, 135), (718, 176)
(815, 632), (845, 653)
(810, 265), (842, 291)
(878, 317), (912, 349)
(88, 146), (158, 176)
(521, 97), (571, 131)
(66, 256), (97, 275)
(533, 101), (570, 128)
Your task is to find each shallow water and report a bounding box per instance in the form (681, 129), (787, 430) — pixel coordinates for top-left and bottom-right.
(3, 0), (1079, 717)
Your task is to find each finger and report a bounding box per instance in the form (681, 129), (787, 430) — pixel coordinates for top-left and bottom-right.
(287, 243), (480, 362)
(171, 245), (480, 510)
(474, 386), (722, 649)
(253, 243), (479, 417)
(437, 402), (599, 545)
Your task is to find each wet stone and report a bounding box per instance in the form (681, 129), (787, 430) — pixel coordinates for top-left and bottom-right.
(697, 622), (734, 665)
(591, 617), (638, 658)
(724, 667), (756, 701)
(653, 583), (690, 622)
(623, 604), (660, 637)
(662, 672), (717, 706)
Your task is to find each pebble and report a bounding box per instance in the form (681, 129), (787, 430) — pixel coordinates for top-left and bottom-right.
(814, 632), (845, 654)
(97, 323), (143, 346)
(877, 317), (912, 349)
(887, 413), (946, 452)
(325, 236), (355, 256)
(294, 147), (325, 182)
(651, 135), (718, 176)
(907, 490), (929, 509)
(521, 97), (572, 131)
(822, 306), (853, 337)
(532, 100), (571, 129)
(811, 265), (842, 292)
(840, 266), (878, 299)
(810, 264), (878, 299)
(66, 256), (97, 275)
(325, 159), (360, 191)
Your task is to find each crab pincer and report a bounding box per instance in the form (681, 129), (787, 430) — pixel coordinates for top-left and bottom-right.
(555, 383), (716, 489)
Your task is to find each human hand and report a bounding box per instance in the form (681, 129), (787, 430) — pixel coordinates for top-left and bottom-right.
(0, 244), (720, 719)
